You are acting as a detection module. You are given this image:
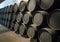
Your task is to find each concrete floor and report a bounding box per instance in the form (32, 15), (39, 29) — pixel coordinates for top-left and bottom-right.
(0, 25), (30, 42)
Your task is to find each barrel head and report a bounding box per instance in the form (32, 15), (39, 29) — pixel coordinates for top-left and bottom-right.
(33, 12), (43, 26)
(19, 24), (27, 36)
(27, 26), (36, 38)
(40, 0), (54, 10)
(27, 0), (36, 12)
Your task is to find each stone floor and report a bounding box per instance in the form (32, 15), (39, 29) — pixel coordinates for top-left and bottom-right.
(0, 25), (30, 42)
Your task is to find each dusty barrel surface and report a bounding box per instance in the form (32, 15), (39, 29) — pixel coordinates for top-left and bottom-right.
(19, 23), (29, 38)
(23, 12), (32, 25)
(6, 21), (10, 28)
(10, 22), (15, 30)
(11, 13), (17, 23)
(14, 22), (19, 32)
(27, 24), (38, 38)
(32, 11), (43, 26)
(32, 11), (48, 26)
(5, 13), (8, 20)
(8, 13), (11, 21)
(4, 7), (7, 13)
(27, 0), (40, 12)
(5, 13), (9, 26)
(4, 20), (6, 26)
(48, 9), (60, 30)
(13, 3), (19, 13)
(3, 13), (6, 20)
(38, 28), (55, 42)
(27, 0), (36, 11)
(2, 19), (5, 25)
(40, 0), (60, 10)
(9, 5), (14, 13)
(40, 0), (54, 10)
(6, 6), (10, 13)
(16, 12), (23, 23)
(1, 12), (3, 18)
(19, 0), (27, 12)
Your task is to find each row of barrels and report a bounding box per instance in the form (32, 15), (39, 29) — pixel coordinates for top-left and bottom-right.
(0, 0), (60, 13)
(0, 9), (60, 42)
(0, 0), (60, 42)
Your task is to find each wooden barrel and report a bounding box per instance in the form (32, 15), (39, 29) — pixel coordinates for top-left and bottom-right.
(3, 7), (5, 13)
(1, 19), (3, 25)
(23, 12), (32, 25)
(3, 19), (5, 26)
(1, 13), (4, 20)
(2, 19), (4, 25)
(2, 8), (4, 13)
(4, 7), (6, 13)
(48, 9), (60, 30)
(10, 22), (15, 30)
(4, 14), (6, 20)
(0, 9), (1, 12)
(9, 5), (14, 13)
(5, 7), (7, 13)
(0, 9), (1, 13)
(1, 9), (2, 13)
(19, 23), (27, 35)
(5, 13), (8, 21)
(3, 19), (5, 25)
(1, 20), (3, 25)
(6, 6), (10, 13)
(11, 13), (17, 23)
(32, 11), (48, 26)
(27, 0), (36, 12)
(5, 13), (9, 26)
(1, 13), (2, 19)
(19, 0), (27, 12)
(1, 19), (2, 24)
(16, 12), (23, 23)
(27, 0), (41, 12)
(0, 13), (1, 18)
(13, 3), (19, 13)
(19, 23), (28, 38)
(27, 24), (37, 38)
(4, 20), (7, 26)
(38, 28), (55, 42)
(32, 12), (43, 26)
(8, 13), (11, 21)
(1, 8), (3, 13)
(40, 0), (60, 11)
(6, 21), (10, 28)
(3, 13), (6, 20)
(40, 0), (54, 10)
(14, 22), (19, 32)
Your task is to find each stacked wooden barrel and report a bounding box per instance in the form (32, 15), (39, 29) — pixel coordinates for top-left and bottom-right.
(0, 0), (60, 42)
